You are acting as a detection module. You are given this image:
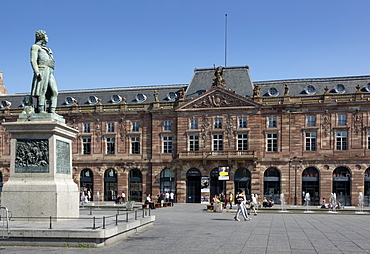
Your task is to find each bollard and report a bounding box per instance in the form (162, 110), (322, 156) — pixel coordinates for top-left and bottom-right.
(135, 210), (137, 220)
(116, 214), (118, 225)
(89, 206), (93, 215)
(126, 212), (129, 222)
(49, 216), (52, 229)
(93, 217), (96, 229)
(149, 208), (151, 216)
(103, 216), (106, 229)
(142, 209), (145, 218)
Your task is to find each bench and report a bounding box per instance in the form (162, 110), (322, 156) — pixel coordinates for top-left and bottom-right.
(163, 202), (172, 207)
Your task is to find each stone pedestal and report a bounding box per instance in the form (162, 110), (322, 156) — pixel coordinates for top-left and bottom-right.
(1, 117), (79, 220)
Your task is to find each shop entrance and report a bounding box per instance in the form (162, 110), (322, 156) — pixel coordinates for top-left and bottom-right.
(234, 168), (251, 200)
(332, 167), (351, 206)
(365, 168), (370, 206)
(129, 168), (142, 202)
(80, 168), (94, 201)
(104, 168), (117, 201)
(264, 167), (281, 204)
(186, 168), (201, 203)
(210, 168), (224, 200)
(302, 167), (320, 205)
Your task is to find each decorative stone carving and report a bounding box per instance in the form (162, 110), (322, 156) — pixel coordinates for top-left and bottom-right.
(353, 110), (363, 136)
(191, 92), (245, 108)
(253, 85), (260, 97)
(212, 66), (226, 88)
(15, 139), (49, 173)
(225, 114), (235, 148)
(119, 117), (126, 141)
(201, 115), (210, 148)
(321, 110), (331, 137)
(95, 118), (102, 141)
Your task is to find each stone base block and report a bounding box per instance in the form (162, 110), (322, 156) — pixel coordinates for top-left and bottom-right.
(2, 177), (79, 220)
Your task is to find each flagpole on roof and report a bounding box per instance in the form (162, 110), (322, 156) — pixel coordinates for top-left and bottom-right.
(224, 13), (228, 67)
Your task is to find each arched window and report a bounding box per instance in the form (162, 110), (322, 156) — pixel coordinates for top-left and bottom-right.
(264, 167), (281, 204)
(80, 168), (94, 201)
(302, 167), (320, 205)
(332, 167), (351, 205)
(104, 168), (117, 201)
(129, 168), (142, 202)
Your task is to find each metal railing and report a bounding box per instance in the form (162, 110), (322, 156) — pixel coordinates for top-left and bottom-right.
(7, 207), (152, 230)
(0, 207), (10, 239)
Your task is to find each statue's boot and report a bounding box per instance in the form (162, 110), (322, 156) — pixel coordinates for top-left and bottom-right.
(38, 105), (46, 113)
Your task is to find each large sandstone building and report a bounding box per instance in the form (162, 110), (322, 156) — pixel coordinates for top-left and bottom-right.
(1, 65), (370, 206)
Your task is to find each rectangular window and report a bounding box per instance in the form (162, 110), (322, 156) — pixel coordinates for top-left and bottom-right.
(131, 136), (140, 154)
(106, 137), (115, 154)
(267, 117), (277, 128)
(163, 121), (172, 131)
(132, 121), (139, 132)
(189, 135), (199, 151)
(238, 117), (247, 128)
(214, 118), (222, 129)
(266, 133), (278, 152)
(107, 122), (114, 132)
(82, 137), (91, 155)
(83, 123), (90, 133)
(163, 136), (173, 154)
(190, 119), (198, 130)
(336, 131), (347, 150)
(237, 134), (248, 150)
(305, 132), (317, 151)
(306, 115), (316, 126)
(338, 114), (347, 126)
(213, 134), (223, 151)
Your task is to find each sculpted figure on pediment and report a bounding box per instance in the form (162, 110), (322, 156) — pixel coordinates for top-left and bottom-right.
(191, 92), (244, 108)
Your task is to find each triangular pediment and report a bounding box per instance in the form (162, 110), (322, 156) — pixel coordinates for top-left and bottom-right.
(176, 87), (261, 111)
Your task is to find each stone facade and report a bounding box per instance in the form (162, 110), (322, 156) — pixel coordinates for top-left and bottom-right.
(0, 66), (370, 206)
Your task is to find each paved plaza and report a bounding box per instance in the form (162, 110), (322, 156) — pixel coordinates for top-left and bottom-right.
(1, 204), (370, 254)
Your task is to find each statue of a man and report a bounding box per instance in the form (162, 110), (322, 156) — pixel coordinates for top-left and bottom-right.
(30, 30), (58, 113)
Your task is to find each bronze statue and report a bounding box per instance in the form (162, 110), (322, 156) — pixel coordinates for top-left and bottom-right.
(30, 30), (58, 113)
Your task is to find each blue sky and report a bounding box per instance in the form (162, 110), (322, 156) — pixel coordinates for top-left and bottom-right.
(1, 0), (370, 94)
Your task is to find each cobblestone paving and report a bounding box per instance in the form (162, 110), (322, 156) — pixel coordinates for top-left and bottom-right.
(1, 204), (370, 254)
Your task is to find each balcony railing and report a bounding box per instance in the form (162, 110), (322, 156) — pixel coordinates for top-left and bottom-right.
(178, 150), (255, 160)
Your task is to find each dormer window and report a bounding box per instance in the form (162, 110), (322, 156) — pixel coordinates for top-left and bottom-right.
(0, 100), (11, 109)
(334, 84), (345, 93)
(167, 92), (177, 101)
(268, 87), (279, 97)
(305, 85), (316, 95)
(111, 94), (122, 104)
(65, 96), (76, 106)
(135, 93), (147, 103)
(365, 83), (370, 92)
(88, 95), (99, 105)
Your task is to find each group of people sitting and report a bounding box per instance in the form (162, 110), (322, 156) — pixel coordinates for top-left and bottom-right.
(321, 198), (343, 209)
(262, 197), (275, 208)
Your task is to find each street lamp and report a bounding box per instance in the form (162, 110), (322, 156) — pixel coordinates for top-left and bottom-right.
(290, 157), (303, 205)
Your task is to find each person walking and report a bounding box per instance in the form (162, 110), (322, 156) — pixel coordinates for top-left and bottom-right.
(250, 194), (258, 216)
(234, 190), (250, 221)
